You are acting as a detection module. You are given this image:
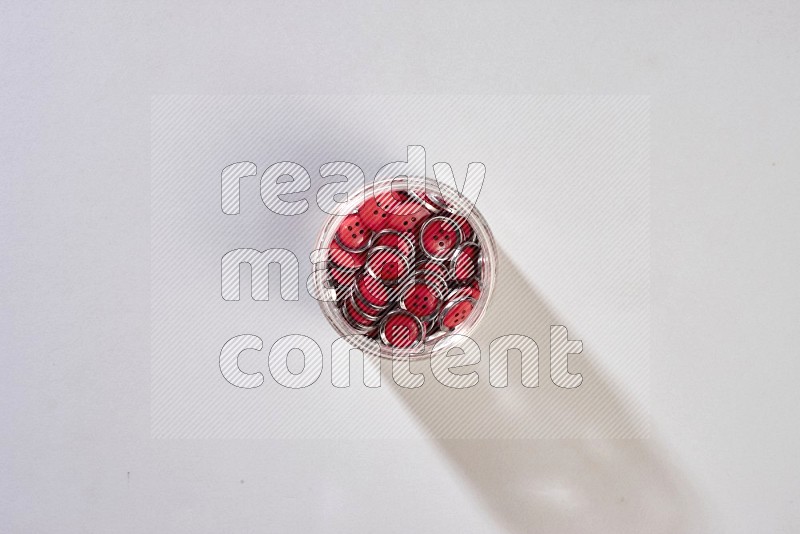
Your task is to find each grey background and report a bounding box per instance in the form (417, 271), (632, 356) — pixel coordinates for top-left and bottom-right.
(2, 1), (799, 533)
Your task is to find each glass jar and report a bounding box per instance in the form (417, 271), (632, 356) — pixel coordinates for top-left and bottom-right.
(312, 176), (497, 360)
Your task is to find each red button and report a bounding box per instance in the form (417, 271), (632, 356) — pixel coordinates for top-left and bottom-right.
(385, 199), (431, 233)
(335, 213), (371, 252)
(357, 197), (390, 231)
(439, 297), (475, 331)
(355, 273), (390, 308)
(365, 246), (410, 285)
(380, 310), (425, 349)
(400, 281), (442, 319)
(419, 216), (462, 260)
(371, 230), (415, 257)
(357, 191), (406, 231)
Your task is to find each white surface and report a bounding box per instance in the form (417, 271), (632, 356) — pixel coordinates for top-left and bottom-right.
(2, 1), (799, 532)
(149, 95), (650, 439)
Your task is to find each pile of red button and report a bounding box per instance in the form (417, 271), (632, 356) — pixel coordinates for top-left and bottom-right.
(326, 188), (484, 349)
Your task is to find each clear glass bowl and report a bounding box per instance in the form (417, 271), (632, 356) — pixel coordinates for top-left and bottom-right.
(312, 176), (497, 360)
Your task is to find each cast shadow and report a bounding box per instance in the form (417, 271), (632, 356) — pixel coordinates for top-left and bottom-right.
(383, 249), (706, 533)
